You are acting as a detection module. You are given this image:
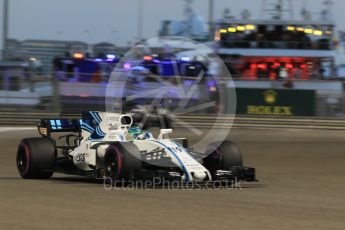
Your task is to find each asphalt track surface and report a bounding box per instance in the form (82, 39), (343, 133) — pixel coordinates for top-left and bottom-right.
(0, 127), (344, 230)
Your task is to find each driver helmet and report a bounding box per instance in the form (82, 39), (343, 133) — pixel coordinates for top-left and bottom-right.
(127, 127), (152, 140)
(127, 127), (143, 140)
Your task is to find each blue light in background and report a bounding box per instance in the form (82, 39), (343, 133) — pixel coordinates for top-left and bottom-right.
(106, 54), (116, 59)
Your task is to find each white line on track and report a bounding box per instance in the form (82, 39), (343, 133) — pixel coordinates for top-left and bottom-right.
(0, 127), (36, 132)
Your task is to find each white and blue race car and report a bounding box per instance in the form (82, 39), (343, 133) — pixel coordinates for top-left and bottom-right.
(16, 111), (256, 184)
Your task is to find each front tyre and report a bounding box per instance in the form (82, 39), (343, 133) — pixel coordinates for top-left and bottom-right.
(16, 138), (56, 179)
(203, 141), (243, 175)
(104, 142), (142, 183)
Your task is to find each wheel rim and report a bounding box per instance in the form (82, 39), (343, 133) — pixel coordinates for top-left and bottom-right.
(106, 153), (117, 176)
(105, 146), (122, 180)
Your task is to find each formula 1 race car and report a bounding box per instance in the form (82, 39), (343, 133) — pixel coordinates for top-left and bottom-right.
(16, 111), (256, 184)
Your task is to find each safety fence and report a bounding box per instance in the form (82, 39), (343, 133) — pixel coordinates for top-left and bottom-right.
(1, 112), (345, 130)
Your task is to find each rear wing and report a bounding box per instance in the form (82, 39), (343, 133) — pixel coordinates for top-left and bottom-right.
(38, 119), (82, 137)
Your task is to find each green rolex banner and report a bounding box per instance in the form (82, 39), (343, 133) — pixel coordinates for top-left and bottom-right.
(235, 88), (316, 116)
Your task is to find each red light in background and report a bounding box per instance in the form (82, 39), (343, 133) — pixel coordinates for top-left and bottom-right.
(272, 62), (281, 68)
(143, 56), (153, 61)
(285, 63), (294, 69)
(301, 64), (306, 68)
(251, 63), (257, 69)
(257, 64), (267, 70)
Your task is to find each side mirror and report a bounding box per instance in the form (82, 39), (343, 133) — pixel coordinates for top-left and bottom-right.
(158, 129), (173, 139)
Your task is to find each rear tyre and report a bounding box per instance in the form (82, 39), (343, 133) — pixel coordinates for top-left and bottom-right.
(16, 138), (55, 179)
(203, 141), (243, 175)
(104, 142), (142, 183)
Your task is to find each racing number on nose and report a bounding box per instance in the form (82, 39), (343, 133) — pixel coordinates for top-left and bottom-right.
(76, 153), (86, 162)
